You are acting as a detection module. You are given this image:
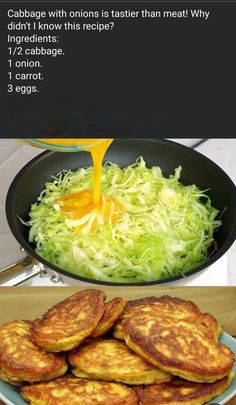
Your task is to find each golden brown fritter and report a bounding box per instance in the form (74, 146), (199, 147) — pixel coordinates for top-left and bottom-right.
(134, 373), (234, 405)
(91, 298), (126, 338)
(113, 296), (202, 340)
(122, 313), (234, 383)
(68, 338), (172, 385)
(21, 375), (138, 405)
(200, 313), (222, 340)
(0, 321), (67, 385)
(31, 289), (106, 352)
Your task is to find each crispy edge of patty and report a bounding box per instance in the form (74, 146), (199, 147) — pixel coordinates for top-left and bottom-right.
(122, 314), (234, 383)
(91, 297), (126, 338)
(31, 289), (106, 352)
(68, 338), (173, 385)
(21, 376), (139, 405)
(71, 366), (172, 386)
(200, 313), (222, 340)
(0, 368), (23, 386)
(0, 321), (67, 385)
(134, 372), (234, 405)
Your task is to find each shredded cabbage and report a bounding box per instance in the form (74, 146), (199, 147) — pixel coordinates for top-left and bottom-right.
(25, 158), (221, 283)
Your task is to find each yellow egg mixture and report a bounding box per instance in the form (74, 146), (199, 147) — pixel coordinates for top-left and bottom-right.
(37, 139), (124, 234)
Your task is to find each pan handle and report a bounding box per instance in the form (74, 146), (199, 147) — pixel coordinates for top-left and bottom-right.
(0, 255), (45, 286)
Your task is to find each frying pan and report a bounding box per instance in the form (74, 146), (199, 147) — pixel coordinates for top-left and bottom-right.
(5, 138), (236, 285)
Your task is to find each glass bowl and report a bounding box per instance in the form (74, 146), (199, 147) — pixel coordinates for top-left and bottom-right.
(24, 138), (108, 152)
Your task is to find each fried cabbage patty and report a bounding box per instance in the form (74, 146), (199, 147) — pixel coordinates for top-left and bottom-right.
(0, 321), (67, 385)
(134, 373), (234, 405)
(21, 375), (138, 405)
(92, 297), (126, 338)
(113, 296), (202, 340)
(122, 313), (234, 383)
(68, 338), (172, 385)
(31, 289), (105, 352)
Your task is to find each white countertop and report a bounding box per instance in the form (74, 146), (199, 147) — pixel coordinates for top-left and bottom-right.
(0, 138), (235, 286)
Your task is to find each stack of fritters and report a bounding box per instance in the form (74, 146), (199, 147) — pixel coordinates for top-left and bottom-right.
(0, 290), (234, 405)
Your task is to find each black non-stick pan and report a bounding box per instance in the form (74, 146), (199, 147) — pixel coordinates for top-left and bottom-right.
(5, 139), (236, 285)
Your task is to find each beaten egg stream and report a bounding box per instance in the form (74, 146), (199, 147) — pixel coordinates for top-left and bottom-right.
(36, 138), (124, 234)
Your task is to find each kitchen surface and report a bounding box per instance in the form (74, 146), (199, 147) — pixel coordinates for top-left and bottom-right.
(0, 138), (236, 286)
